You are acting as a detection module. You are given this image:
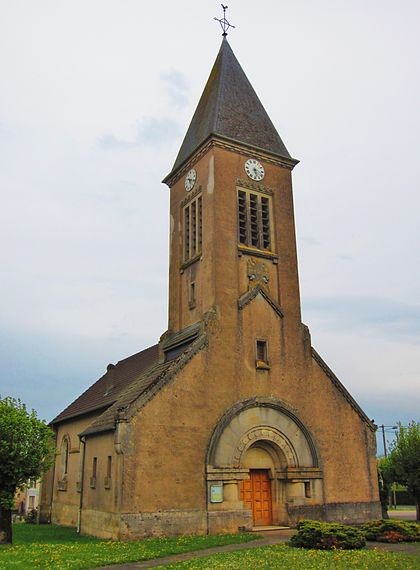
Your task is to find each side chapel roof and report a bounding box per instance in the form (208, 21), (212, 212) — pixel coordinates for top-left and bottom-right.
(51, 322), (205, 430)
(51, 344), (159, 424)
(81, 332), (207, 436)
(166, 38), (295, 180)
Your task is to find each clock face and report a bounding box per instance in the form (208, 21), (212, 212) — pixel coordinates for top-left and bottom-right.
(245, 158), (265, 181)
(185, 169), (197, 192)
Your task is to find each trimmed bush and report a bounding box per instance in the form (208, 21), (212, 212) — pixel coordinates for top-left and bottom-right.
(289, 520), (366, 550)
(361, 519), (420, 542)
(24, 508), (38, 524)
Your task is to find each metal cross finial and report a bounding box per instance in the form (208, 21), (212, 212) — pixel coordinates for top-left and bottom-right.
(214, 4), (235, 37)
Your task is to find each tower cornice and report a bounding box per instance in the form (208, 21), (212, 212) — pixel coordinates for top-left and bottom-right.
(162, 134), (299, 188)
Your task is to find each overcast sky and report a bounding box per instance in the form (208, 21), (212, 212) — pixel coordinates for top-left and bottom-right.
(1, 1), (419, 454)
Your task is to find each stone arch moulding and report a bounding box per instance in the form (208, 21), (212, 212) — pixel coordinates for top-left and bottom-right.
(60, 432), (71, 451)
(234, 426), (298, 468)
(206, 397), (319, 469)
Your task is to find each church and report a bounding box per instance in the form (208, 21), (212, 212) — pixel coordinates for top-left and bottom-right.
(40, 36), (381, 539)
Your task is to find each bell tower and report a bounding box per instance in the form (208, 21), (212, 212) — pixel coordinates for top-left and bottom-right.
(163, 39), (302, 342)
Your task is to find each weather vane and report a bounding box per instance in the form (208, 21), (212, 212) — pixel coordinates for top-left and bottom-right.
(214, 4), (235, 37)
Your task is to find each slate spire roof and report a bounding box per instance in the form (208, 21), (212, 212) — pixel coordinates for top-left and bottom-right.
(167, 38), (295, 179)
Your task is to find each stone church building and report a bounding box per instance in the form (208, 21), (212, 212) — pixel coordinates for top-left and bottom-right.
(40, 39), (381, 539)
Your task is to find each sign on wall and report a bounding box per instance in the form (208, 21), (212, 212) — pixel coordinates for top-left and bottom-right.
(210, 483), (223, 503)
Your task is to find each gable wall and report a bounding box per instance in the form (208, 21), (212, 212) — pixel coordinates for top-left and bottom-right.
(118, 299), (378, 536)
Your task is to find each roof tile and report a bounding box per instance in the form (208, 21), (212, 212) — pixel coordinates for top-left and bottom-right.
(51, 344), (159, 424)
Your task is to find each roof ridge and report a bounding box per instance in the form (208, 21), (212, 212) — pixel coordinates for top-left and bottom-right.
(115, 343), (158, 367)
(213, 38), (227, 135)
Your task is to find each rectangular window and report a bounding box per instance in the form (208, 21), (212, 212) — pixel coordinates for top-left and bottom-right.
(104, 456), (112, 489)
(90, 457), (97, 489)
(183, 195), (202, 262)
(189, 281), (196, 309)
(237, 189), (272, 251)
(256, 340), (269, 370)
(304, 481), (312, 498)
(256, 340), (268, 363)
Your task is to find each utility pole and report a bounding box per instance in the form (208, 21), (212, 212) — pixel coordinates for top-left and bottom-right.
(381, 424), (387, 457)
(379, 424), (398, 510)
(380, 424), (398, 457)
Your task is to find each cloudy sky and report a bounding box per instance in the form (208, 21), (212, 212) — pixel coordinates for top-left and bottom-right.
(1, 1), (419, 454)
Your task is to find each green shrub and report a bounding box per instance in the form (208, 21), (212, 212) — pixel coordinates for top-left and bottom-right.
(361, 519), (420, 542)
(289, 520), (366, 550)
(24, 508), (38, 524)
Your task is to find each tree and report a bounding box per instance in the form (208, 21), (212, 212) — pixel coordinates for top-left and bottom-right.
(388, 421), (420, 521)
(0, 397), (54, 544)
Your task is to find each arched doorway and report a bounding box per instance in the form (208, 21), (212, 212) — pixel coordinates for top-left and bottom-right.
(206, 398), (323, 529)
(240, 442), (285, 526)
(235, 428), (296, 526)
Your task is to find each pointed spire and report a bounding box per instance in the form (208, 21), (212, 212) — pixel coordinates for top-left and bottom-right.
(167, 40), (295, 180)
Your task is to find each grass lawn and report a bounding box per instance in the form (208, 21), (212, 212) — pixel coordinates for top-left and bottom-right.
(162, 543), (420, 569)
(0, 524), (257, 569)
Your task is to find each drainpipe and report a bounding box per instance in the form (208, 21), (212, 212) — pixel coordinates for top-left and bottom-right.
(47, 428), (58, 524)
(77, 436), (86, 534)
(205, 468), (210, 535)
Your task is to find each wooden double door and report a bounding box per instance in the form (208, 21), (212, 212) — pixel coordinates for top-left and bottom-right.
(240, 469), (273, 526)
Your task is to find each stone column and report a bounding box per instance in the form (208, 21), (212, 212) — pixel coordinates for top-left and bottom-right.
(287, 480), (305, 505)
(223, 480), (242, 508)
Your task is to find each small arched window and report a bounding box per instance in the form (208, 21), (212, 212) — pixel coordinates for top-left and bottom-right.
(61, 437), (69, 478)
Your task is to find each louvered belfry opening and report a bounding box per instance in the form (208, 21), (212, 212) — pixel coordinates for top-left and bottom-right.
(237, 189), (272, 251)
(183, 195), (203, 262)
(238, 190), (247, 244)
(261, 197), (270, 249)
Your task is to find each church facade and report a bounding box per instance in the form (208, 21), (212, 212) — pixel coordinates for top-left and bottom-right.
(40, 39), (381, 539)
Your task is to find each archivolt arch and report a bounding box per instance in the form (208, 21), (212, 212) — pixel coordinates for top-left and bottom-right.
(234, 426), (298, 468)
(207, 397), (319, 468)
(60, 432), (71, 448)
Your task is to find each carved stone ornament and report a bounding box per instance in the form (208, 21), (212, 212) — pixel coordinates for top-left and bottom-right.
(236, 178), (273, 196)
(247, 258), (269, 291)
